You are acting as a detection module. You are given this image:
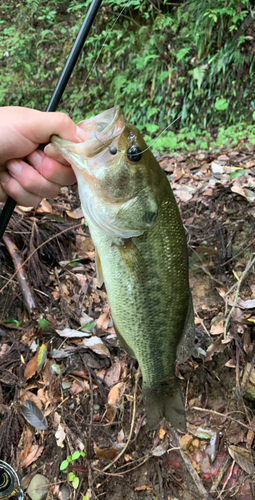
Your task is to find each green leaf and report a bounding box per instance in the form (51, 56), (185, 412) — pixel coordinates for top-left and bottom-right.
(80, 451), (86, 457)
(72, 477), (79, 490)
(68, 472), (74, 482)
(60, 460), (69, 471)
(38, 317), (51, 330)
(215, 98), (228, 111)
(3, 319), (20, 326)
(229, 169), (246, 179)
(72, 451), (80, 460)
(176, 47), (190, 63)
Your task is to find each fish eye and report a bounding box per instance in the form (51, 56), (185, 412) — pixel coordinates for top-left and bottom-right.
(127, 145), (142, 162)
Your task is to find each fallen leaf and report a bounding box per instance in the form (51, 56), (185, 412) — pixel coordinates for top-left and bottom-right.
(104, 363), (121, 387)
(56, 328), (91, 338)
(24, 344), (47, 381)
(152, 441), (168, 456)
(20, 445), (44, 468)
(20, 400), (48, 430)
(228, 445), (255, 475)
(225, 359), (236, 368)
(55, 424), (66, 448)
(239, 299), (255, 309)
(81, 337), (110, 357)
(135, 486), (152, 491)
(70, 379), (90, 395)
(158, 427), (166, 440)
(94, 444), (118, 461)
(179, 434), (193, 452)
(108, 382), (124, 405)
(66, 207), (84, 219)
(96, 312), (110, 332)
(210, 320), (224, 335)
(205, 336), (225, 361)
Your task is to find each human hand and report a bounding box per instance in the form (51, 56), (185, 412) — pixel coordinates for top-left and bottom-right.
(0, 106), (90, 206)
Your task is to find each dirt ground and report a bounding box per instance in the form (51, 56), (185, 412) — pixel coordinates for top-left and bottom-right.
(0, 147), (255, 500)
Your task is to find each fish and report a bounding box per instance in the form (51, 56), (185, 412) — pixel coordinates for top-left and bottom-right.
(51, 106), (195, 431)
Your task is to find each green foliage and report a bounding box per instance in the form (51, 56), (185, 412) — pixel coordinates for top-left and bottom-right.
(0, 0), (253, 149)
(60, 450), (86, 491)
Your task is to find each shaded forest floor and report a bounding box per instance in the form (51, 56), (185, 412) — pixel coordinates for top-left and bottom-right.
(0, 146), (255, 500)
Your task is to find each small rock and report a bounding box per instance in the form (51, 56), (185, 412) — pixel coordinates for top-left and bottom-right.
(60, 485), (70, 500)
(27, 474), (49, 500)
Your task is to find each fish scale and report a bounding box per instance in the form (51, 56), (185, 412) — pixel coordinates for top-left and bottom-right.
(51, 106), (195, 430)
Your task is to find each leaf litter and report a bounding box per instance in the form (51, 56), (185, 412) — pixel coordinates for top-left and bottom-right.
(0, 147), (255, 499)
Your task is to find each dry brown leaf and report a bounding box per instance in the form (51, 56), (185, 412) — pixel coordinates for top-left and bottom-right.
(205, 336), (225, 362)
(108, 382), (124, 405)
(135, 486), (152, 492)
(66, 207), (84, 219)
(210, 320), (224, 335)
(158, 427), (166, 440)
(228, 445), (255, 475)
(23, 344), (47, 381)
(36, 200), (53, 214)
(104, 363), (121, 387)
(96, 312), (110, 332)
(55, 424), (66, 448)
(82, 337), (110, 357)
(19, 390), (43, 409)
(94, 444), (118, 461)
(225, 359), (236, 368)
(70, 379), (90, 395)
(20, 445), (44, 468)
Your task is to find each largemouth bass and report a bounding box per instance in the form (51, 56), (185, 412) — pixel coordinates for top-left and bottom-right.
(52, 106), (195, 430)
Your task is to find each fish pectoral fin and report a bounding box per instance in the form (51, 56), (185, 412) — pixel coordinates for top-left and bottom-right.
(95, 247), (104, 287)
(143, 379), (186, 431)
(114, 239), (145, 281)
(115, 187), (158, 232)
(176, 292), (196, 363)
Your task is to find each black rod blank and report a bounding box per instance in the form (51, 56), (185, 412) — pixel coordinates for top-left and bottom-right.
(0, 0), (103, 240)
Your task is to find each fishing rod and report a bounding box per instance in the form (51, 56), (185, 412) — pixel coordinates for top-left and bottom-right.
(0, 0), (103, 241)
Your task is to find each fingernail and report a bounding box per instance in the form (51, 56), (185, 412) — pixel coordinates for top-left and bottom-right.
(7, 160), (22, 176)
(31, 150), (43, 168)
(0, 172), (10, 184)
(76, 125), (91, 142)
(44, 143), (57, 156)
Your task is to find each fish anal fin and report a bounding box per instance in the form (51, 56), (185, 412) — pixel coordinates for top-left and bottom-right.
(95, 247), (104, 287)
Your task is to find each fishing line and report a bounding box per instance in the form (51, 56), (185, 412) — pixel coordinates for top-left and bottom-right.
(70, 0), (131, 115)
(94, 123), (120, 154)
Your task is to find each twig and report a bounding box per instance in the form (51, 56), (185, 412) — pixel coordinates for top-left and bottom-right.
(224, 254), (255, 338)
(103, 367), (140, 472)
(2, 234), (36, 314)
(0, 223), (83, 294)
(192, 407), (255, 432)
(210, 455), (231, 494)
(156, 462), (164, 500)
(220, 238), (255, 266)
(82, 357), (97, 500)
(217, 459), (235, 499)
(170, 428), (213, 500)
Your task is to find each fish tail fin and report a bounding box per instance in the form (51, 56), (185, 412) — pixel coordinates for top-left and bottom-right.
(143, 379), (186, 431)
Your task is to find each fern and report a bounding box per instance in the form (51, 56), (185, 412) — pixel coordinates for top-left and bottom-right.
(26, 0), (40, 16)
(192, 66), (206, 90)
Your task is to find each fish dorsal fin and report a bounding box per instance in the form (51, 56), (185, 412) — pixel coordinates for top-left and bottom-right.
(95, 247), (104, 287)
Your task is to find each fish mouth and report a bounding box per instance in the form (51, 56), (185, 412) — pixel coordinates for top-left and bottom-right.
(78, 106), (124, 147)
(51, 106), (125, 178)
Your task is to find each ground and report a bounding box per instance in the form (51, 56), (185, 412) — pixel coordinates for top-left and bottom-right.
(0, 146), (255, 500)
